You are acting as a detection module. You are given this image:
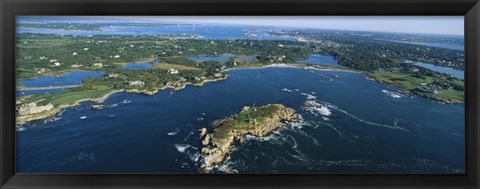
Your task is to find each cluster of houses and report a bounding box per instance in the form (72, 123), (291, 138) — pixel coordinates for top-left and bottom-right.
(49, 59), (61, 67)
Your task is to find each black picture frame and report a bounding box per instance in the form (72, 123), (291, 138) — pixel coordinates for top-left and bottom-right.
(1, 0), (479, 188)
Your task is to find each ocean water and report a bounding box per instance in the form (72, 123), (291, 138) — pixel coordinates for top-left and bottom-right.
(385, 40), (464, 51)
(405, 60), (464, 80)
(297, 54), (343, 67)
(419, 43), (464, 51)
(17, 24), (296, 41)
(16, 67), (464, 173)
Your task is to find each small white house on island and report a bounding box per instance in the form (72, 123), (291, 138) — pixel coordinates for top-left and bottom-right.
(167, 68), (179, 74)
(113, 55), (120, 59)
(72, 52), (78, 56)
(83, 48), (89, 51)
(129, 80), (145, 86)
(53, 62), (61, 67)
(93, 63), (103, 67)
(71, 64), (82, 68)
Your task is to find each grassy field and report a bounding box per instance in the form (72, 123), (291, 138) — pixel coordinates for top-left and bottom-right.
(151, 62), (200, 70)
(369, 71), (464, 102)
(22, 85), (116, 106)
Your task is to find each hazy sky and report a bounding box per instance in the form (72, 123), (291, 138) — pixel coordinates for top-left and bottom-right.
(22, 16), (465, 36)
(116, 16), (464, 36)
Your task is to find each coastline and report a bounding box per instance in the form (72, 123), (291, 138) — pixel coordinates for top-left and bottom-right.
(15, 75), (228, 126)
(222, 63), (358, 73)
(15, 62), (462, 126)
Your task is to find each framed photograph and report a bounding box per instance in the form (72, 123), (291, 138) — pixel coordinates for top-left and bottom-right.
(1, 0), (479, 188)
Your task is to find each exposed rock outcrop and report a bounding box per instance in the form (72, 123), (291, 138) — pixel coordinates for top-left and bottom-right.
(17, 103), (54, 116)
(199, 104), (300, 172)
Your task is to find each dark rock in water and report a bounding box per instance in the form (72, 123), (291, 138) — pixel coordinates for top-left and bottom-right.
(90, 105), (111, 110)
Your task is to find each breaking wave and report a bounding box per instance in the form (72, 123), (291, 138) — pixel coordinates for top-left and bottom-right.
(174, 144), (192, 153)
(304, 99), (408, 131)
(324, 102), (409, 131)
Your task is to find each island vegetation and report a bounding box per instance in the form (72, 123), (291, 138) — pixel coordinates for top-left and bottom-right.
(198, 104), (301, 172)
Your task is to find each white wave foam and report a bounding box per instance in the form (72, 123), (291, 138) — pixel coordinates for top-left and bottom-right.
(189, 151), (201, 162)
(174, 144), (191, 153)
(216, 156), (239, 173)
(43, 116), (62, 124)
(324, 103), (409, 131)
(304, 100), (331, 116)
(382, 90), (402, 98)
(121, 99), (132, 104)
(16, 127), (27, 132)
(281, 88), (293, 92)
(300, 93), (317, 100)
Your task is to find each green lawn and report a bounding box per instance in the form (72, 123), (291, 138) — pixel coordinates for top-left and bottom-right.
(369, 71), (464, 102)
(23, 85), (116, 106)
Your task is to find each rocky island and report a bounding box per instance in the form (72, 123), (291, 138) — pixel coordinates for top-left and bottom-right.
(199, 104), (301, 172)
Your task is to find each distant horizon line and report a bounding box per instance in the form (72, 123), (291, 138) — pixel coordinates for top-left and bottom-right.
(16, 16), (465, 37)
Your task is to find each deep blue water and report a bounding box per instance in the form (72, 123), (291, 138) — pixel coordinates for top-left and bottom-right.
(120, 62), (153, 70)
(297, 54), (343, 67)
(16, 67), (464, 173)
(17, 71), (105, 97)
(188, 54), (257, 62)
(405, 60), (464, 80)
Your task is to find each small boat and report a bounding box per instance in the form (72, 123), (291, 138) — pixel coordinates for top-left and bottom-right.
(334, 75), (340, 79)
(80, 116), (87, 120)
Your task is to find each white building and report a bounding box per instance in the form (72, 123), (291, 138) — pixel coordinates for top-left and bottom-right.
(167, 68), (179, 74)
(71, 64), (82, 68)
(113, 55), (120, 58)
(93, 63), (103, 67)
(53, 62), (61, 67)
(83, 48), (89, 51)
(72, 52), (78, 56)
(129, 80), (145, 86)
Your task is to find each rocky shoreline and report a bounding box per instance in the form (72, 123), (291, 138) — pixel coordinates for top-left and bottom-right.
(198, 104), (301, 172)
(15, 75), (229, 126)
(16, 90), (121, 125)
